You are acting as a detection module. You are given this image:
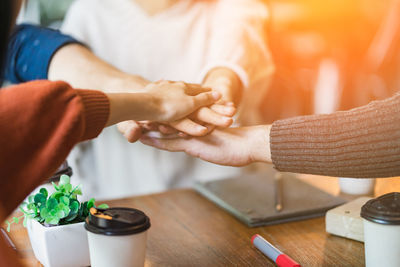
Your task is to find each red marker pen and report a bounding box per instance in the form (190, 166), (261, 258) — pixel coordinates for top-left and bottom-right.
(252, 234), (301, 267)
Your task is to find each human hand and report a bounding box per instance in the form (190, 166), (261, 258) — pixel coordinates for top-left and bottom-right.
(116, 80), (236, 142)
(116, 102), (235, 142)
(140, 125), (272, 166)
(164, 67), (242, 136)
(116, 101), (236, 142)
(145, 80), (225, 122)
(166, 67), (242, 136)
(160, 100), (236, 136)
(116, 67), (241, 142)
(203, 67), (242, 106)
(166, 66), (242, 136)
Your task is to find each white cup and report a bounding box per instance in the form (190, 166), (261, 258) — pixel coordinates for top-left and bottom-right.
(87, 230), (148, 267)
(361, 193), (400, 267)
(85, 207), (151, 267)
(339, 178), (375, 195)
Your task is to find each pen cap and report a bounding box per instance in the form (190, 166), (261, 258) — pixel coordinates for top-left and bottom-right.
(85, 207), (151, 236)
(361, 192), (400, 225)
(276, 254), (301, 267)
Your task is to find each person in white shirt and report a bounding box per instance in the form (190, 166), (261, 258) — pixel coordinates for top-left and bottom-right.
(60, 0), (274, 199)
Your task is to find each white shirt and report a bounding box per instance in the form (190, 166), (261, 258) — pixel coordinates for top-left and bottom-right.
(62, 0), (274, 200)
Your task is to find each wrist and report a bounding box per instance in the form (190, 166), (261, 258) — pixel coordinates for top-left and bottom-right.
(106, 92), (157, 126)
(249, 125), (271, 164)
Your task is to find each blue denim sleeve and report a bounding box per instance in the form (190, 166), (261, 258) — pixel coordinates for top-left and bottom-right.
(4, 24), (82, 84)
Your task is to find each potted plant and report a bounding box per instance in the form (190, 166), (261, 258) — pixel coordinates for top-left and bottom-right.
(6, 175), (108, 267)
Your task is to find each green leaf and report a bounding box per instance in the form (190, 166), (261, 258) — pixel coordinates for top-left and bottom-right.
(19, 206), (27, 214)
(33, 206), (38, 216)
(9, 177), (92, 228)
(57, 203), (70, 217)
(49, 209), (58, 217)
(39, 188), (48, 198)
(71, 184), (83, 196)
(64, 212), (78, 222)
(26, 204), (39, 216)
(52, 182), (60, 191)
(87, 198), (95, 210)
(64, 184), (73, 194)
(34, 193), (46, 205)
(45, 216), (60, 225)
(96, 204), (109, 209)
(6, 223), (10, 232)
(69, 200), (79, 213)
(56, 209), (66, 219)
(78, 202), (86, 218)
(27, 203), (36, 211)
(60, 196), (70, 206)
(46, 198), (58, 210)
(50, 192), (63, 201)
(40, 207), (49, 218)
(59, 175), (70, 186)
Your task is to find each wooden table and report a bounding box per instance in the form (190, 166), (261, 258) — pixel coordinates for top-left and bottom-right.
(5, 176), (400, 266)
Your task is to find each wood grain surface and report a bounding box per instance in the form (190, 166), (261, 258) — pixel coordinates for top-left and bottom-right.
(4, 176), (400, 267)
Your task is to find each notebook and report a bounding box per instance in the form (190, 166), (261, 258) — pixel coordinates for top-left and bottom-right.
(194, 170), (346, 227)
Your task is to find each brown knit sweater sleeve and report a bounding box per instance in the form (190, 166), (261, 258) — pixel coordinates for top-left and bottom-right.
(0, 80), (109, 216)
(270, 92), (400, 178)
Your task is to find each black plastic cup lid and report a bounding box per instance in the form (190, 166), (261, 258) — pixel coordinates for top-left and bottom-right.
(85, 207), (151, 236)
(361, 192), (400, 225)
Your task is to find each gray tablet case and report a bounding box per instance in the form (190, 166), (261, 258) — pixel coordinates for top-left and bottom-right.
(194, 171), (346, 227)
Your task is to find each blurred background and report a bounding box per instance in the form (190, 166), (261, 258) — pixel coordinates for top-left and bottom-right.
(263, 0), (400, 122)
(18, 0), (400, 122)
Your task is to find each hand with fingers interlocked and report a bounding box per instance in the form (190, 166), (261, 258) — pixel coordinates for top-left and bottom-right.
(117, 67), (242, 143)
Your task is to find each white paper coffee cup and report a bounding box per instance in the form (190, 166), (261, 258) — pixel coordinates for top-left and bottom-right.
(361, 193), (400, 267)
(339, 178), (375, 195)
(85, 207), (151, 267)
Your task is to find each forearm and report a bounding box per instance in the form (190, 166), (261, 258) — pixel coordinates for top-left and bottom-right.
(48, 44), (149, 92)
(106, 93), (158, 126)
(270, 92), (400, 178)
(202, 67), (243, 105)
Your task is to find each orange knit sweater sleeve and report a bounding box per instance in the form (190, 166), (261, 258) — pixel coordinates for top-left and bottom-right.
(0, 80), (109, 216)
(0, 80), (109, 267)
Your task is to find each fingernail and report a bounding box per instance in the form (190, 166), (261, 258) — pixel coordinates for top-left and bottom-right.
(197, 125), (207, 130)
(223, 117), (233, 124)
(212, 92), (221, 100)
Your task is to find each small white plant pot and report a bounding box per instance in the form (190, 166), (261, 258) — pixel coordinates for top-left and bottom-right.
(27, 219), (90, 267)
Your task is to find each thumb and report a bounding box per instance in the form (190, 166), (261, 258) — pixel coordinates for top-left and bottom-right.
(117, 121), (142, 143)
(193, 91), (221, 110)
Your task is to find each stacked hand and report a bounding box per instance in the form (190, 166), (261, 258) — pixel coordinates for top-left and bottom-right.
(111, 67), (258, 167)
(116, 80), (236, 142)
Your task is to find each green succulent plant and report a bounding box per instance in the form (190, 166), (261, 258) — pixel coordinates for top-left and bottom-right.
(5, 175), (108, 232)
